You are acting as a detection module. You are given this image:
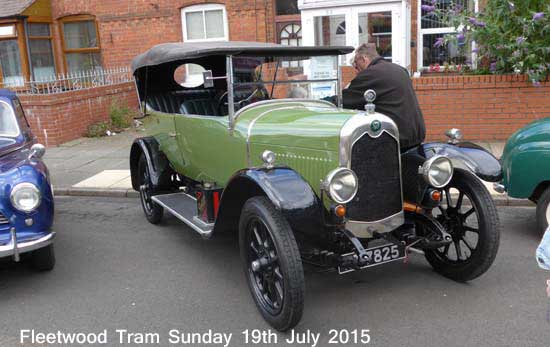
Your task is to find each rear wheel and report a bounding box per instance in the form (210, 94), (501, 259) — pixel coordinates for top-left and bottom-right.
(536, 187), (550, 234)
(425, 169), (500, 282)
(30, 244), (55, 271)
(138, 154), (163, 224)
(239, 197), (304, 331)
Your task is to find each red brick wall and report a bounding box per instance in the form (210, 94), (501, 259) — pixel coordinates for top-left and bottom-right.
(19, 82), (138, 146)
(335, 68), (549, 142)
(50, 0), (276, 71)
(414, 74), (550, 141)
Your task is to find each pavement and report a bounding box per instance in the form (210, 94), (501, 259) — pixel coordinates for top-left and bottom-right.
(0, 197), (548, 347)
(44, 129), (142, 198)
(43, 130), (531, 206)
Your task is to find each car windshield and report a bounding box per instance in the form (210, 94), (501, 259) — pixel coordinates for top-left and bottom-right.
(231, 55), (340, 104)
(0, 100), (20, 138)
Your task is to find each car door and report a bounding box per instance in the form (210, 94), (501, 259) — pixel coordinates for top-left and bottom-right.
(142, 110), (185, 173)
(174, 114), (246, 187)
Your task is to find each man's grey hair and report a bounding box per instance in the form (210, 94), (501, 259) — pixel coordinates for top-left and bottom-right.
(355, 43), (379, 60)
(287, 86), (308, 99)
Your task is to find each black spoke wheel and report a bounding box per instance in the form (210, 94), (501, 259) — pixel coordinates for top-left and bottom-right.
(239, 197), (304, 331)
(138, 155), (163, 224)
(425, 169), (500, 282)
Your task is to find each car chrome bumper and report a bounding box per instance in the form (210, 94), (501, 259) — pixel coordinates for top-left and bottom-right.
(346, 211), (405, 238)
(0, 229), (55, 262)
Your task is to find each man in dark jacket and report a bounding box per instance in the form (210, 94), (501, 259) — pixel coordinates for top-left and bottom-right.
(343, 43), (426, 149)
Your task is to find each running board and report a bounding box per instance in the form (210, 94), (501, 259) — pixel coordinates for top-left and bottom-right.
(152, 192), (213, 238)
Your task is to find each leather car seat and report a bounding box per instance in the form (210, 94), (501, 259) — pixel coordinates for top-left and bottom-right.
(179, 99), (219, 116)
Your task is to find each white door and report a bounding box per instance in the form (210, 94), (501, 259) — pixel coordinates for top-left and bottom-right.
(301, 1), (408, 68)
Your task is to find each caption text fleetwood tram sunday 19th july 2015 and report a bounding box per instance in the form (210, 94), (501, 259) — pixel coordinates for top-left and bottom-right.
(19, 328), (372, 346)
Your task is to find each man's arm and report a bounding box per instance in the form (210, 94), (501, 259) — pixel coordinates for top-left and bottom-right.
(342, 70), (375, 110)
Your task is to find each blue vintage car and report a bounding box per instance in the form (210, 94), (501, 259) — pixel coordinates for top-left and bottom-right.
(0, 89), (55, 270)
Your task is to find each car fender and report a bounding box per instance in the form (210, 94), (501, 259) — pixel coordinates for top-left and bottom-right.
(501, 141), (550, 199)
(421, 142), (502, 182)
(130, 137), (174, 191)
(213, 167), (324, 236)
(0, 158), (54, 244)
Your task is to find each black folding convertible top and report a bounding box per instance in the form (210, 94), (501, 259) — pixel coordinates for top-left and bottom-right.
(131, 41), (354, 73)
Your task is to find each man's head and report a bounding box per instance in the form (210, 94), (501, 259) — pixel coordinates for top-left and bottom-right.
(352, 43), (380, 72)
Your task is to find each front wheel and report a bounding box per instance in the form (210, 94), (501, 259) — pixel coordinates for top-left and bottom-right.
(536, 187), (550, 234)
(424, 169), (500, 282)
(30, 244), (55, 271)
(239, 196), (305, 331)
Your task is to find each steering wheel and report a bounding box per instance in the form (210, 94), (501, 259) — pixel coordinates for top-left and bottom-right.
(217, 91), (229, 115)
(217, 88), (264, 115)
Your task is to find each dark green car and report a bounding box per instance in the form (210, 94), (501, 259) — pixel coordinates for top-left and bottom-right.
(130, 42), (502, 330)
(498, 118), (550, 233)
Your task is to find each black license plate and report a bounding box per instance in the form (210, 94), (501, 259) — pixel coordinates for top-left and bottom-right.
(338, 243), (406, 274)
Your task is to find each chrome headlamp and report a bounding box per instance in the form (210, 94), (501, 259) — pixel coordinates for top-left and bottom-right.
(420, 156), (454, 188)
(10, 183), (41, 212)
(324, 168), (358, 204)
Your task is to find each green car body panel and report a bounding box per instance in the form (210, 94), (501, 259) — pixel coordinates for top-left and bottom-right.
(500, 118), (550, 198)
(142, 101), (357, 198)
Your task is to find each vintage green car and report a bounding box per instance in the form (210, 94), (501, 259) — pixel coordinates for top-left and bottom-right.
(130, 42), (502, 330)
(498, 118), (550, 233)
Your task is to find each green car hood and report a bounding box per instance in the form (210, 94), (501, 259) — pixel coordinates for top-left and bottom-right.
(234, 102), (358, 195)
(237, 102), (357, 151)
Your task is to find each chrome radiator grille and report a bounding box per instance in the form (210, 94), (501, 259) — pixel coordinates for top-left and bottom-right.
(347, 132), (402, 222)
(0, 212), (9, 225)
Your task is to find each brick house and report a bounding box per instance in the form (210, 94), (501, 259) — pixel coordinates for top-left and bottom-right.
(1, 0), (548, 146)
(1, 0), (492, 85)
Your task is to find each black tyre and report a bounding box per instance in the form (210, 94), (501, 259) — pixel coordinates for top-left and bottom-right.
(536, 187), (550, 234)
(239, 196), (304, 331)
(30, 244), (55, 271)
(138, 154), (163, 224)
(425, 169), (500, 282)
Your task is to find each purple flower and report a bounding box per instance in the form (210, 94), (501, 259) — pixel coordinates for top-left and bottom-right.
(434, 37), (444, 48)
(533, 12), (544, 21)
(516, 36), (526, 45)
(475, 21), (486, 27)
(468, 17), (477, 25)
(457, 33), (465, 41)
(421, 4), (436, 12)
(490, 62), (497, 72)
(472, 47), (479, 53)
(533, 80), (542, 87)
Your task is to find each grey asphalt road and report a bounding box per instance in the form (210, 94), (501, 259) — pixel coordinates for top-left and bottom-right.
(0, 197), (548, 347)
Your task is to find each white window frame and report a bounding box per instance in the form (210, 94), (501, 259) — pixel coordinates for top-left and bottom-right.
(417, 0), (478, 70)
(181, 3), (229, 42)
(300, 2), (408, 68)
(0, 24), (16, 38)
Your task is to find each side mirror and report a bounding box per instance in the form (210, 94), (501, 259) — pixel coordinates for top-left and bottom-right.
(203, 70), (214, 88)
(29, 143), (46, 160)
